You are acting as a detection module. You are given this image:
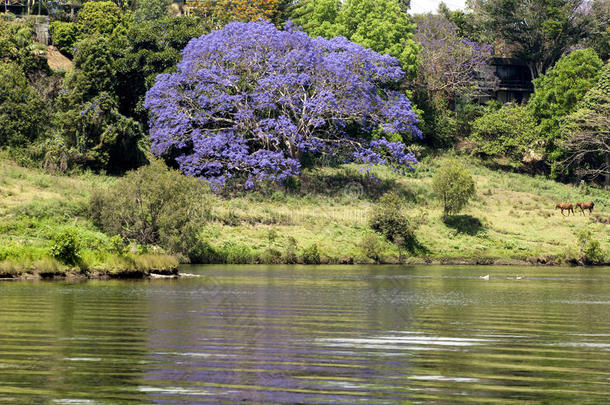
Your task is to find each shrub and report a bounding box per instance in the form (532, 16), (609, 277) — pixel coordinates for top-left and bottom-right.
(576, 229), (606, 265)
(50, 228), (81, 265)
(432, 159), (476, 217)
(369, 191), (419, 257)
(359, 233), (383, 263)
(302, 243), (321, 264)
(50, 21), (78, 56)
(283, 236), (299, 264)
(90, 159), (211, 262)
(471, 103), (541, 166)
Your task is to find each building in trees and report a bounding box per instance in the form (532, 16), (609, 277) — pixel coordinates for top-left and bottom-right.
(490, 58), (534, 103)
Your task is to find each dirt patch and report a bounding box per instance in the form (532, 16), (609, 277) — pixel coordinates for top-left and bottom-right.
(45, 46), (72, 71)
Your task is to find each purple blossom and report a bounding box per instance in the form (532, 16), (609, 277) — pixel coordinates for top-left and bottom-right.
(145, 21), (422, 188)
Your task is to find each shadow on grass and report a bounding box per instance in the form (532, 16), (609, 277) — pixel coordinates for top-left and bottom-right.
(296, 168), (399, 200)
(443, 215), (485, 236)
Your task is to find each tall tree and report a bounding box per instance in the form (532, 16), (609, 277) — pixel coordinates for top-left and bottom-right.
(290, 0), (419, 75)
(560, 63), (610, 186)
(413, 14), (497, 103)
(527, 48), (603, 176)
(145, 21), (421, 189)
(581, 0), (610, 61)
(470, 0), (590, 78)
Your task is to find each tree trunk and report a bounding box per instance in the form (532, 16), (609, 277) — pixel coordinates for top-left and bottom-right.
(606, 154), (609, 190)
(606, 153), (610, 190)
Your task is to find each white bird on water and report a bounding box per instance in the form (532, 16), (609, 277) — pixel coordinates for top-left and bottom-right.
(480, 274), (489, 280)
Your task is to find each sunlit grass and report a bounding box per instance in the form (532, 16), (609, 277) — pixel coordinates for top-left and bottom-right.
(0, 154), (608, 268)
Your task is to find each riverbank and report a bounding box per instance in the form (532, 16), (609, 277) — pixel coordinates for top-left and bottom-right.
(1, 154), (609, 268)
(0, 254), (179, 280)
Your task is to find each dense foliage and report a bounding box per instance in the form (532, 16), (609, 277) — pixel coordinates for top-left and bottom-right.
(145, 21), (421, 188)
(471, 104), (541, 167)
(0, 63), (50, 147)
(432, 160), (476, 217)
(290, 0), (419, 74)
(90, 160), (211, 262)
(528, 48), (603, 176)
(470, 0), (590, 77)
(54, 37), (145, 171)
(560, 63), (610, 185)
(370, 192), (418, 256)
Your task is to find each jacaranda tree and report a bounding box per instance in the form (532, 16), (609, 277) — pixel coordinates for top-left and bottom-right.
(145, 21), (421, 189)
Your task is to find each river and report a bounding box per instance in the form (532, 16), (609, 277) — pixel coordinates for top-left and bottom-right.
(1, 265), (609, 404)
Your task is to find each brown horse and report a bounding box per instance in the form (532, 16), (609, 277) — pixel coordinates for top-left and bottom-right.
(555, 203), (574, 216)
(575, 201), (595, 215)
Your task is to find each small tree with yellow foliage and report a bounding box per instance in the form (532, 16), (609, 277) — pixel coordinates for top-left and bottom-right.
(189, 0), (279, 24)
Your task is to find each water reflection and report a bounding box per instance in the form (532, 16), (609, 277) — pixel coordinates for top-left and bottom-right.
(0, 266), (609, 403)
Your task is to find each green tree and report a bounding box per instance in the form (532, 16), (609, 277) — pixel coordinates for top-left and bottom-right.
(290, 0), (419, 74)
(471, 103), (541, 167)
(55, 37), (145, 172)
(370, 192), (419, 259)
(560, 63), (610, 186)
(470, 0), (590, 78)
(289, 0), (340, 38)
(113, 16), (208, 125)
(60, 36), (117, 106)
(133, 0), (171, 23)
(527, 48), (603, 176)
(50, 21), (78, 57)
(0, 63), (50, 147)
(90, 159), (211, 262)
(76, 1), (131, 38)
(432, 160), (476, 218)
(581, 0), (610, 61)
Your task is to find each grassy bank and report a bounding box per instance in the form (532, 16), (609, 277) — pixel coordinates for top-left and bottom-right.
(0, 156), (179, 278)
(1, 154), (609, 271)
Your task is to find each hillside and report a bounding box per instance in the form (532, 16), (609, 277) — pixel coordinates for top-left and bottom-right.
(1, 154), (608, 272)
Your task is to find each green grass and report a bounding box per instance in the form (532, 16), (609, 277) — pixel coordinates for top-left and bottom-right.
(0, 156), (178, 278)
(1, 153), (609, 270)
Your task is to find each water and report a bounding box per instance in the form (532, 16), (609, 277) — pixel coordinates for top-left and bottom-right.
(0, 265), (609, 404)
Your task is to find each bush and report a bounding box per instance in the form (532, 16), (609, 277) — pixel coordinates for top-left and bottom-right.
(432, 159), (476, 217)
(471, 103), (542, 166)
(576, 229), (606, 265)
(50, 228), (81, 265)
(50, 21), (78, 56)
(302, 243), (321, 264)
(90, 159), (211, 262)
(369, 192), (419, 257)
(283, 237), (299, 264)
(359, 233), (383, 263)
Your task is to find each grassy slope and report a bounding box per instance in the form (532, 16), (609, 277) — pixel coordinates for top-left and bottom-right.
(0, 157), (178, 277)
(1, 155), (609, 269)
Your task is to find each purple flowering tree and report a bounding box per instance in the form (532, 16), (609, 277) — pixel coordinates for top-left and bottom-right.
(145, 21), (421, 188)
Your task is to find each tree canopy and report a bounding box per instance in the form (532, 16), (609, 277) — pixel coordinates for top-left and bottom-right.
(470, 0), (590, 78)
(145, 21), (421, 188)
(290, 0), (419, 74)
